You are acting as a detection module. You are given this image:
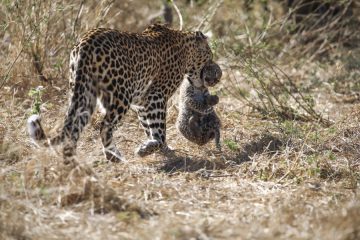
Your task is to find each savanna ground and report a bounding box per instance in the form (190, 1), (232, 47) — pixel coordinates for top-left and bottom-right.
(1, 0), (359, 239)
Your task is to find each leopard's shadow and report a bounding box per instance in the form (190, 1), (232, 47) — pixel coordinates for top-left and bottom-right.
(158, 133), (283, 173)
(158, 155), (225, 173)
(233, 133), (283, 163)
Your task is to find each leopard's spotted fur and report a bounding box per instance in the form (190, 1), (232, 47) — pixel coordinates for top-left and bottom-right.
(27, 24), (216, 162)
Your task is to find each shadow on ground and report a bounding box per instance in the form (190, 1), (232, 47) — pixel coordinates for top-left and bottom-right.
(234, 133), (283, 163)
(159, 133), (283, 173)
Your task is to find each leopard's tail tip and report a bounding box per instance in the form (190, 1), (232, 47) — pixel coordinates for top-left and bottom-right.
(27, 114), (41, 123)
(27, 114), (46, 141)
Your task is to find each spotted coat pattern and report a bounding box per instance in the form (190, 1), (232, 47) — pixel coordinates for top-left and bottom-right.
(28, 24), (215, 162)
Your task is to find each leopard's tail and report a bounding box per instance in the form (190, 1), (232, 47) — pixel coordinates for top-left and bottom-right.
(27, 114), (64, 147)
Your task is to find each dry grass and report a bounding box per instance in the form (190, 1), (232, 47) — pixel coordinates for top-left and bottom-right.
(1, 0), (359, 239)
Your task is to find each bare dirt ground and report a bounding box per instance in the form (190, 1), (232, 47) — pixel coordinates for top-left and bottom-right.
(1, 0), (359, 239)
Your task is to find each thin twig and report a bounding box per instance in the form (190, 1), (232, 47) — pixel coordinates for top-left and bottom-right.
(169, 0), (183, 30)
(0, 26), (37, 90)
(197, 0), (223, 31)
(72, 0), (85, 37)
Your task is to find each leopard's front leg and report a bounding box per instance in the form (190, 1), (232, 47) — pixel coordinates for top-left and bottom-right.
(135, 94), (173, 157)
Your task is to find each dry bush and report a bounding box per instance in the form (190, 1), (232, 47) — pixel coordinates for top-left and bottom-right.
(1, 0), (81, 90)
(224, 53), (332, 125)
(284, 0), (359, 60)
(0, 0), (163, 94)
(214, 0), (360, 124)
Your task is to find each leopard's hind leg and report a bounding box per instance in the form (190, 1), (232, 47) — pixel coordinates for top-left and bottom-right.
(57, 61), (98, 163)
(98, 89), (130, 162)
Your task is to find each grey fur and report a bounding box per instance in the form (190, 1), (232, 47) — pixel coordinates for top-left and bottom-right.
(176, 79), (221, 150)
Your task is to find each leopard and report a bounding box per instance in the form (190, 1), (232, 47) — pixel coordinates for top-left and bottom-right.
(176, 62), (222, 150)
(27, 23), (219, 163)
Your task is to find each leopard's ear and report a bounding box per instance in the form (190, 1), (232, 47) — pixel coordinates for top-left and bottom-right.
(195, 31), (207, 41)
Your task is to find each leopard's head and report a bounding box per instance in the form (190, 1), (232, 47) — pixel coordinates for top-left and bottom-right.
(186, 31), (214, 88)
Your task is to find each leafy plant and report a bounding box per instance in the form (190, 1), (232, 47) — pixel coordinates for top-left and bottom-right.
(223, 139), (238, 151)
(209, 38), (219, 57)
(28, 86), (45, 115)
